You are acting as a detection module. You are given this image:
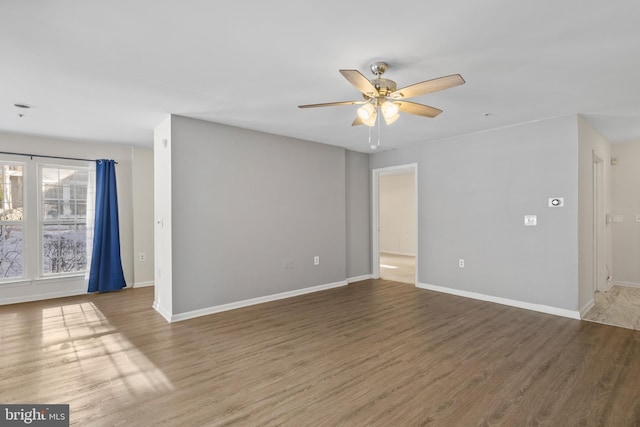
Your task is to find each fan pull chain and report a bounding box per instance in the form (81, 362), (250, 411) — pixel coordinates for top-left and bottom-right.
(376, 107), (381, 149)
(367, 107), (381, 150)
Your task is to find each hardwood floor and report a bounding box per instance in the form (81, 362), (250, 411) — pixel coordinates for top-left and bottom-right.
(2, 280), (640, 426)
(379, 252), (415, 284)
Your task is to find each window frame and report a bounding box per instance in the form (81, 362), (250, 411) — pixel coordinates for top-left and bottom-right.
(38, 163), (92, 278)
(0, 160), (26, 282)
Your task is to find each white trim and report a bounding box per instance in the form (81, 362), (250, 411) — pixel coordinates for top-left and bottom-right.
(152, 300), (172, 323)
(170, 280), (348, 323)
(580, 298), (595, 318)
(592, 153), (606, 293)
(612, 281), (640, 289)
(133, 281), (155, 288)
(0, 288), (87, 306)
(33, 273), (85, 284)
(348, 274), (372, 283)
(372, 169), (380, 279)
(603, 280), (614, 292)
(417, 282), (581, 320)
(0, 279), (33, 289)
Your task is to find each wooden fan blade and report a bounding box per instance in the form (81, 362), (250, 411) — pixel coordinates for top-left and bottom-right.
(339, 70), (379, 97)
(397, 101), (443, 118)
(352, 116), (363, 126)
(298, 100), (366, 108)
(391, 74), (465, 99)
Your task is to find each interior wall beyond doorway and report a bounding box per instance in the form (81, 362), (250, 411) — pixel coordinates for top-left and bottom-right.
(379, 173), (416, 256)
(610, 141), (640, 287)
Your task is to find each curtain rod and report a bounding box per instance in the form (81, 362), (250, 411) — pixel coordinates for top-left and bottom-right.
(0, 151), (118, 164)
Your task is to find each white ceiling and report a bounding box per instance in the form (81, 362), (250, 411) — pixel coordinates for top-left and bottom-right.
(2, 1), (640, 153)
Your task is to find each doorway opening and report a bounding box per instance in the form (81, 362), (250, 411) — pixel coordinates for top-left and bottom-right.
(372, 164), (418, 285)
(583, 148), (640, 331)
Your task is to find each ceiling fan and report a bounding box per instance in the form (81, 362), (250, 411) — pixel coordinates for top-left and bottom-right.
(298, 61), (465, 127)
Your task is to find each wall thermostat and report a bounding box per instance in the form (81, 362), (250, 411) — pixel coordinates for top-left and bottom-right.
(548, 197), (564, 207)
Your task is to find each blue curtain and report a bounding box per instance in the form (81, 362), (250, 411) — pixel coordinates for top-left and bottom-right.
(88, 159), (126, 292)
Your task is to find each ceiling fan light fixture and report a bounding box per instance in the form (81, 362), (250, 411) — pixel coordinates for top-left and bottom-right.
(357, 103), (375, 121)
(383, 112), (400, 125)
(381, 101), (399, 119)
(363, 112), (377, 127)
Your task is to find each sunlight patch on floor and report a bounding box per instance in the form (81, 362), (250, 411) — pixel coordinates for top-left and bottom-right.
(41, 302), (174, 396)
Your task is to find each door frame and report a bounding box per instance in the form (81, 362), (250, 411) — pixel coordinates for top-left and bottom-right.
(372, 163), (418, 285)
(592, 151), (605, 293)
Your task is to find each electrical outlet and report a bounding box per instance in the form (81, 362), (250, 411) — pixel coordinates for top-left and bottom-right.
(459, 259), (464, 268)
(138, 253), (146, 262)
(283, 258), (294, 269)
(314, 256), (320, 265)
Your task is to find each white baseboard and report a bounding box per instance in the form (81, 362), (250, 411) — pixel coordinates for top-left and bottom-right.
(152, 300), (172, 323)
(348, 274), (372, 283)
(580, 298), (595, 318)
(612, 281), (640, 289)
(417, 282), (581, 320)
(0, 289), (87, 306)
(170, 280), (348, 323)
(133, 281), (155, 288)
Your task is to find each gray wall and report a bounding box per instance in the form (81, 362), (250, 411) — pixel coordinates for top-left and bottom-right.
(371, 116), (580, 311)
(345, 150), (371, 279)
(132, 146), (155, 286)
(170, 116), (347, 314)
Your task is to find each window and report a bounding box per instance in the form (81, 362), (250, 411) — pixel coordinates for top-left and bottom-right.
(0, 163), (24, 280)
(0, 158), (93, 284)
(41, 167), (90, 275)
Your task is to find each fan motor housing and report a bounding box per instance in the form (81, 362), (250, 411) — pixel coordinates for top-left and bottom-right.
(372, 78), (397, 96)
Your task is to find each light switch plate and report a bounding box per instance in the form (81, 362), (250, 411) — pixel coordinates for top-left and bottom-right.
(524, 215), (537, 226)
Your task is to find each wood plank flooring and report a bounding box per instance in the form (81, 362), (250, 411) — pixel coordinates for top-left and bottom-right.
(379, 253), (415, 284)
(1, 279), (640, 426)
